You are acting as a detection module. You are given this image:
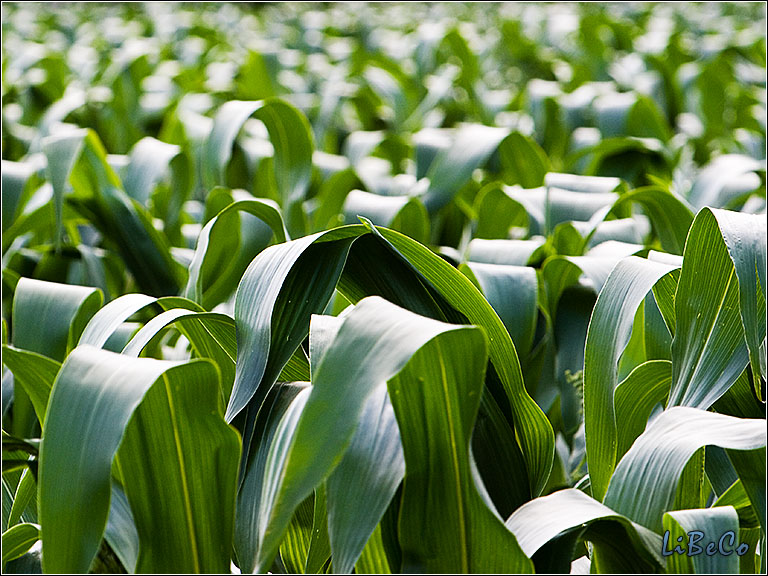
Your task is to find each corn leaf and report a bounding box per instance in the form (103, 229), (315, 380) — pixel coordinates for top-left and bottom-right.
(668, 208), (766, 408)
(0, 346), (59, 424)
(326, 385), (404, 573)
(184, 197), (287, 310)
(387, 328), (533, 573)
(603, 407), (766, 532)
(44, 129), (184, 295)
(11, 277), (102, 362)
(203, 99), (314, 236)
(611, 186), (694, 255)
(505, 488), (663, 573)
(614, 359), (671, 461)
(2, 522), (40, 566)
(235, 382), (309, 573)
(38, 347), (240, 573)
(253, 297), (531, 572)
(583, 256), (680, 500)
(421, 124), (509, 213)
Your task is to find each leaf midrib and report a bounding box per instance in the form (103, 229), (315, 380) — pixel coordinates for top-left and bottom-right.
(163, 373), (201, 572)
(672, 264), (736, 407)
(436, 341), (468, 573)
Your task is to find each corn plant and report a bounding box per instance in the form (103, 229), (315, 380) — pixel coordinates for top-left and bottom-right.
(2, 2), (766, 574)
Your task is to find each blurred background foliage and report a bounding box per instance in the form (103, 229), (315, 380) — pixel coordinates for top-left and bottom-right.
(2, 0), (765, 464)
(1, 3), (766, 573)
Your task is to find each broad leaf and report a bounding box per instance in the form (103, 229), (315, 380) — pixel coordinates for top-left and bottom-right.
(583, 256), (679, 500)
(603, 407), (766, 532)
(668, 208), (765, 408)
(38, 347), (240, 573)
(203, 99), (314, 236)
(505, 489), (663, 573)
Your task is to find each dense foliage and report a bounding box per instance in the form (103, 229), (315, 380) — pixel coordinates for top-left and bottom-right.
(1, 2), (766, 574)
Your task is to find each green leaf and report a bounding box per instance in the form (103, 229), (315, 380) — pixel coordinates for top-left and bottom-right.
(460, 262), (538, 359)
(123, 137), (191, 243)
(550, 283), (595, 434)
(466, 237), (546, 266)
(471, 184), (530, 240)
(2, 522), (40, 566)
(68, 186), (185, 297)
(78, 293), (158, 348)
(121, 308), (237, 403)
(279, 349), (312, 382)
(505, 185), (620, 237)
(104, 482), (138, 574)
(11, 277), (102, 361)
(709, 209), (767, 394)
(310, 310), (397, 571)
(644, 288), (673, 360)
(122, 137), (183, 206)
(421, 124), (509, 213)
(1, 198), (52, 253)
(114, 364), (241, 573)
(544, 173), (622, 194)
(78, 294), (220, 348)
(8, 278), (101, 437)
(326, 385), (403, 573)
(594, 93), (671, 142)
(305, 485), (331, 573)
(725, 448), (766, 534)
(280, 492), (315, 573)
(626, 95), (672, 142)
(38, 346), (240, 573)
(234, 382), (309, 574)
(355, 524), (392, 574)
(48, 128), (185, 296)
(714, 480), (760, 530)
(574, 136), (669, 184)
(184, 197), (287, 309)
(713, 368), (765, 420)
(603, 407), (766, 532)
(668, 208), (766, 407)
(498, 132), (550, 189)
(583, 256), (680, 500)
(387, 327), (533, 573)
(227, 226), (361, 423)
(343, 190), (429, 245)
(505, 489), (663, 573)
(254, 297), (530, 573)
(1, 346), (60, 424)
(1, 432), (39, 459)
(203, 99), (314, 237)
(77, 293), (237, 401)
(687, 155), (762, 210)
(371, 226), (554, 497)
(231, 229), (549, 555)
(308, 167), (363, 233)
(328, 233), (534, 517)
(614, 359), (671, 462)
(611, 186), (694, 255)
(42, 129), (88, 249)
(1, 159), (37, 233)
(7, 469), (37, 530)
